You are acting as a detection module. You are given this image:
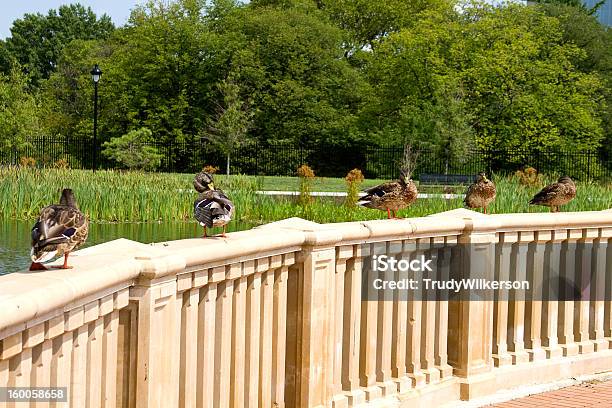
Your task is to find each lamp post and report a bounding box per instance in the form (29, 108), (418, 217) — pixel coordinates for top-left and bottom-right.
(90, 64), (102, 170)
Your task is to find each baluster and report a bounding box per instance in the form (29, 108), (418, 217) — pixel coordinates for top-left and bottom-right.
(259, 268), (274, 408)
(179, 288), (199, 408)
(375, 241), (397, 396)
(391, 246), (410, 393)
(434, 236), (453, 378)
(245, 271), (262, 406)
(575, 229), (597, 354)
(360, 243), (382, 401)
(331, 246), (351, 407)
(604, 233), (612, 348)
(493, 232), (513, 366)
(31, 340), (51, 408)
(214, 278), (234, 408)
(71, 319), (89, 407)
(87, 318), (104, 408)
(525, 232), (546, 361)
(591, 231), (608, 352)
(51, 331), (72, 408)
(341, 246), (366, 406)
(404, 239), (425, 387)
(507, 232), (529, 364)
(541, 230), (564, 359)
(420, 239), (441, 384)
(558, 230), (579, 356)
(272, 265), (289, 408)
(231, 276), (247, 408)
(197, 282), (217, 408)
(101, 311), (119, 408)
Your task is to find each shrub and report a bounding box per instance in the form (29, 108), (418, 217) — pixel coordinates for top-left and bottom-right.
(297, 164), (315, 207)
(102, 128), (162, 171)
(345, 168), (364, 207)
(202, 165), (219, 174)
(19, 156), (36, 167)
(515, 166), (542, 186)
(53, 158), (70, 169)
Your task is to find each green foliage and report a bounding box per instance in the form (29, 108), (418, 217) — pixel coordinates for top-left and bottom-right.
(102, 128), (162, 171)
(202, 79), (253, 174)
(0, 68), (42, 155)
(0, 0), (609, 169)
(0, 4), (114, 84)
(1, 168), (610, 223)
(362, 3), (605, 153)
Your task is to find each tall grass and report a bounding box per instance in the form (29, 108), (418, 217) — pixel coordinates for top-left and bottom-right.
(0, 167), (610, 224)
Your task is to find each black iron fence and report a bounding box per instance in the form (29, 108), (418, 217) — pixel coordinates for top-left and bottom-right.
(1, 136), (611, 181)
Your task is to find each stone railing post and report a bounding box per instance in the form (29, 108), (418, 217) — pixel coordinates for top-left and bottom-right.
(290, 226), (342, 408)
(448, 217), (496, 400)
(131, 254), (186, 408)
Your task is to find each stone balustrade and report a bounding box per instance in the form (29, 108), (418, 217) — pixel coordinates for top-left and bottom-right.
(1, 208), (611, 407)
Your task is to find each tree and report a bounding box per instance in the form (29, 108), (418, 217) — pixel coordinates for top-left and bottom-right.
(202, 79), (253, 175)
(1, 4), (114, 84)
(531, 0), (606, 15)
(102, 127), (162, 171)
(362, 3), (604, 153)
(0, 68), (42, 157)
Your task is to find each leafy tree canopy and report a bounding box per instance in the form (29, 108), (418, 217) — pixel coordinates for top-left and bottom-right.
(0, 4), (114, 84)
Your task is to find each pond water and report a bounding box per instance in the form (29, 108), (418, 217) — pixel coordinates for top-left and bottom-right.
(0, 219), (257, 275)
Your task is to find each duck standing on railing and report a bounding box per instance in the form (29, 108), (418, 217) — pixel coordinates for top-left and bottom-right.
(464, 172), (496, 214)
(193, 171), (235, 238)
(529, 176), (576, 212)
(29, 188), (89, 271)
(358, 168), (418, 219)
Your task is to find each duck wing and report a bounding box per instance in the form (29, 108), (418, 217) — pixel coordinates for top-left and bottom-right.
(529, 182), (562, 205)
(31, 205), (88, 259)
(362, 181), (401, 200)
(194, 190), (234, 227)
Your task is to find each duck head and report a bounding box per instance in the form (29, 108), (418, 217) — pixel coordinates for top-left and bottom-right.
(558, 176), (574, 185)
(399, 168), (412, 184)
(59, 188), (78, 209)
(477, 172), (489, 183)
(194, 171), (215, 192)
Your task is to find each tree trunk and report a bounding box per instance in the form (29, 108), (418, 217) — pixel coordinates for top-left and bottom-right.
(226, 153), (230, 175)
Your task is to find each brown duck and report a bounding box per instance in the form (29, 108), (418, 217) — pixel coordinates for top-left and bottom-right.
(529, 176), (576, 212)
(358, 169), (418, 218)
(30, 189), (89, 270)
(464, 172), (496, 214)
(193, 171), (235, 237)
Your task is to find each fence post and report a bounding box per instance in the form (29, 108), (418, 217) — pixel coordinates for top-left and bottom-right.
(447, 215), (497, 400)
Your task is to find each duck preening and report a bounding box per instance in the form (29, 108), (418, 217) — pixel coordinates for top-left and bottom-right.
(464, 172), (496, 214)
(358, 168), (418, 219)
(529, 176), (576, 212)
(193, 171), (235, 237)
(30, 189), (89, 271)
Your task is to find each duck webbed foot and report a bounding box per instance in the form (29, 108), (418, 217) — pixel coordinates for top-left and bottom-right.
(29, 262), (48, 271)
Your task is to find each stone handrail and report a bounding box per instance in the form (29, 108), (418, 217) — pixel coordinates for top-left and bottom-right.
(0, 209), (611, 407)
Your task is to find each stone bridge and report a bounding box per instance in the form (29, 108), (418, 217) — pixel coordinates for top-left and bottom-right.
(1, 208), (611, 407)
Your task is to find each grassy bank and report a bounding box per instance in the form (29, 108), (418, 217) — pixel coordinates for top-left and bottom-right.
(1, 167), (610, 224)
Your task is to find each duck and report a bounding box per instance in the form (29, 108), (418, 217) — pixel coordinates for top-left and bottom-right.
(358, 168), (418, 219)
(529, 176), (576, 212)
(30, 188), (89, 271)
(193, 171), (235, 237)
(464, 172), (496, 214)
